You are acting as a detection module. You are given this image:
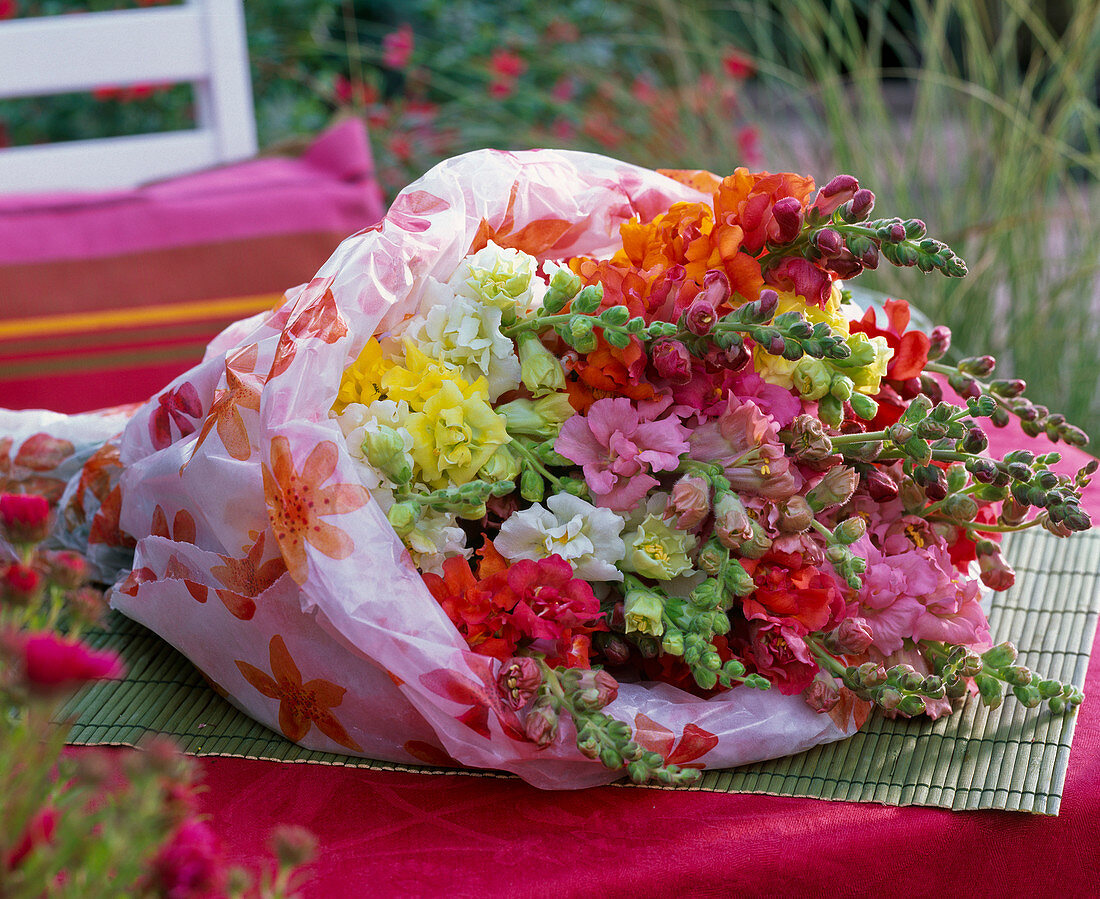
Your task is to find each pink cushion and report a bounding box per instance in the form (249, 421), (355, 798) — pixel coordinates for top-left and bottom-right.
(0, 119), (385, 412)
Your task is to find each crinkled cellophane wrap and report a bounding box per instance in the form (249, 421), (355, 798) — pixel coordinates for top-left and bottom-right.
(18, 150), (863, 788)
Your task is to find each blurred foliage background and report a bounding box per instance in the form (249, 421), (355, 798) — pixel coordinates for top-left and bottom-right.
(2, 0), (1098, 444)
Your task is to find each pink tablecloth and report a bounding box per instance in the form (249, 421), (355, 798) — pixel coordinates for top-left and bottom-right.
(195, 413), (1100, 898)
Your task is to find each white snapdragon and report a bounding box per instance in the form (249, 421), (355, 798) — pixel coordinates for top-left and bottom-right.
(406, 509), (470, 576)
(333, 399), (414, 511)
(408, 283), (521, 400)
(494, 493), (626, 581)
(448, 240), (543, 314)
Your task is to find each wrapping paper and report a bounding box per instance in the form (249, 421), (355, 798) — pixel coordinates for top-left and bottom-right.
(9, 150), (862, 788)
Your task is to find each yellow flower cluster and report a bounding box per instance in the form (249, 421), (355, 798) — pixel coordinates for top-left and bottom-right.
(753, 287), (892, 398)
(381, 342), (510, 490)
(334, 339), (391, 414)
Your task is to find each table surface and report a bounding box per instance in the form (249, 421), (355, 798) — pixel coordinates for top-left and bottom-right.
(185, 411), (1100, 899)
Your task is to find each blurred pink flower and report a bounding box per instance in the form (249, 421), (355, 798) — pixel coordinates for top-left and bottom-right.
(150, 819), (225, 899)
(490, 49), (527, 79)
(1, 492), (50, 545)
(722, 49), (755, 79)
(382, 24), (414, 69)
(18, 630), (125, 693)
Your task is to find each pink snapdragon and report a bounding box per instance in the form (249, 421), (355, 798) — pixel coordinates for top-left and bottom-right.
(851, 534), (990, 655)
(688, 397), (801, 501)
(555, 397), (690, 511)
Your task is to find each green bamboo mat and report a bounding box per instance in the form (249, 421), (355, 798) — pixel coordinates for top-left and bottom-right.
(62, 527), (1099, 814)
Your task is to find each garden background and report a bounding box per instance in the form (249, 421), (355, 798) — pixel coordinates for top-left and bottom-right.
(3, 0), (1097, 443)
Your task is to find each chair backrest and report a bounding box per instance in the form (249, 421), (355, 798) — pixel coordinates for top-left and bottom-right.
(0, 0), (257, 193)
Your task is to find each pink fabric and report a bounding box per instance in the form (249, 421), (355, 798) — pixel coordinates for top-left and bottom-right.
(190, 413), (1100, 897)
(0, 119), (384, 265)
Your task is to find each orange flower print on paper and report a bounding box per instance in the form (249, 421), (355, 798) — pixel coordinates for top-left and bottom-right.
(188, 343), (264, 464)
(268, 277), (349, 380)
(261, 436), (369, 583)
(467, 178), (578, 257)
(633, 713), (719, 768)
(236, 634), (362, 752)
(209, 531), (287, 620)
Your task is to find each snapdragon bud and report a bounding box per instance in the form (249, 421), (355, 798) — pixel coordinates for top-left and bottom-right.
(784, 413), (835, 462)
(652, 339), (693, 384)
(363, 426), (412, 485)
(387, 502), (419, 537)
(841, 188), (875, 222)
(803, 677), (841, 713)
(524, 698), (560, 747)
(778, 495), (814, 533)
(623, 581), (666, 637)
(927, 325), (952, 361)
(542, 267), (584, 313)
(823, 617), (873, 655)
(791, 358), (831, 401)
(770, 196), (804, 243)
(516, 331), (566, 395)
(812, 174), (859, 216)
(808, 466), (858, 510)
(832, 517), (867, 545)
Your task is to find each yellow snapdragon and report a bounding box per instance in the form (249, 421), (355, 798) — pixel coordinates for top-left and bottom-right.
(334, 338), (392, 413)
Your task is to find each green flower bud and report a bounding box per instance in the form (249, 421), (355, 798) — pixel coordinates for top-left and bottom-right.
(848, 392), (879, 421)
(479, 444), (522, 484)
(1002, 665), (1032, 687)
(945, 675), (968, 699)
(363, 426), (413, 485)
(975, 673), (1004, 708)
(572, 284), (603, 314)
(832, 517), (867, 545)
(1037, 679), (1063, 698)
(599, 748), (624, 770)
(599, 304), (631, 326)
(723, 659), (746, 678)
(387, 501), (419, 537)
(661, 628), (685, 656)
(1013, 684), (1042, 708)
(604, 328), (632, 349)
(818, 394), (844, 429)
(830, 374), (854, 402)
(542, 267), (584, 312)
(520, 469), (545, 503)
(941, 494), (979, 521)
(898, 694), (927, 716)
(693, 668), (719, 691)
(456, 502), (487, 521)
(981, 642), (1018, 668)
(791, 358), (831, 401)
(624, 582), (665, 638)
(721, 560), (756, 598)
(497, 393), (575, 438)
(557, 476), (589, 497)
(946, 462), (969, 494)
(516, 332), (567, 396)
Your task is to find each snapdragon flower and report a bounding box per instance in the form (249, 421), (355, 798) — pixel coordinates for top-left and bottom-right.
(409, 283), (521, 401)
(494, 493), (627, 581)
(448, 240), (544, 314)
(334, 400), (415, 510)
(405, 508), (470, 576)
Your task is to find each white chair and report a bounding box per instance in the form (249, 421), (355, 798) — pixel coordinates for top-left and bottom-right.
(0, 0), (257, 192)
